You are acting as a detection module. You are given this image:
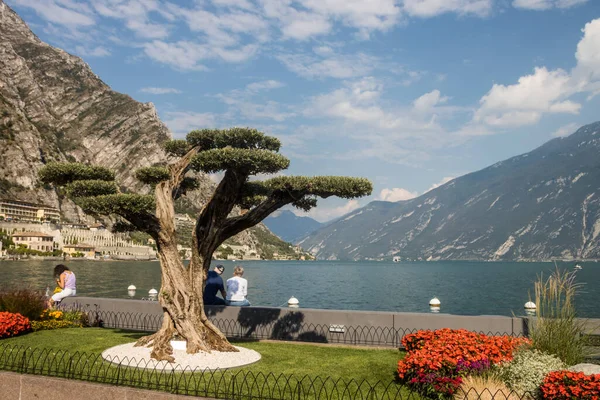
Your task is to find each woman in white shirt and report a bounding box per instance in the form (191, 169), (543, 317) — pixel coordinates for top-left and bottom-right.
(225, 265), (250, 306)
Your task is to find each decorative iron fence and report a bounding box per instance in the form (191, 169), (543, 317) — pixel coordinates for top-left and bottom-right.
(63, 303), (525, 349)
(0, 343), (536, 400)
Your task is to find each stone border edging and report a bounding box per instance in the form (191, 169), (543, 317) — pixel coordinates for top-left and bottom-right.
(0, 371), (211, 400)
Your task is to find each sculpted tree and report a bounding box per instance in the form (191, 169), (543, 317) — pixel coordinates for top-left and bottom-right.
(39, 128), (372, 361)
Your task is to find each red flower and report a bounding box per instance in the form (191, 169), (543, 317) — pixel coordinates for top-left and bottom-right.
(0, 312), (32, 338)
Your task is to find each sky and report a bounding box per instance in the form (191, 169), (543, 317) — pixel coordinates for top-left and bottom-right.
(7, 0), (600, 222)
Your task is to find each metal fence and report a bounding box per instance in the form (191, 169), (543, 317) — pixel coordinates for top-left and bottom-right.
(63, 303), (525, 349)
(0, 343), (536, 400)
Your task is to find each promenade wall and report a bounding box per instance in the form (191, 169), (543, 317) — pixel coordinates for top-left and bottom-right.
(63, 297), (600, 346)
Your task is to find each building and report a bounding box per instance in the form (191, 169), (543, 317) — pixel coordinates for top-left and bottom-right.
(11, 231), (56, 252)
(63, 243), (96, 259)
(0, 200), (60, 223)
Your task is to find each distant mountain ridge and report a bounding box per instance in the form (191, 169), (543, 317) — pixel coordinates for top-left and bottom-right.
(299, 122), (600, 261)
(264, 210), (323, 243)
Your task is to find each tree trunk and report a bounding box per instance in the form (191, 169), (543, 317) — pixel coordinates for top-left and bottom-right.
(134, 156), (237, 362)
(134, 236), (237, 362)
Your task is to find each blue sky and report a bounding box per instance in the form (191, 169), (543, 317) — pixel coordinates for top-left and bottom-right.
(8, 0), (600, 222)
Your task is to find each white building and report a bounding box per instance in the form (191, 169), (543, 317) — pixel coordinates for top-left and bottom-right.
(11, 231), (56, 252)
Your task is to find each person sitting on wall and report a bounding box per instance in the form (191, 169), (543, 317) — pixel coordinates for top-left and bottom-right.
(203, 264), (227, 306)
(225, 265), (250, 307)
(48, 264), (76, 308)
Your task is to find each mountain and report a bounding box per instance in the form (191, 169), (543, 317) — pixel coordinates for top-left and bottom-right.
(300, 122), (600, 261)
(263, 210), (323, 243)
(0, 1), (296, 258)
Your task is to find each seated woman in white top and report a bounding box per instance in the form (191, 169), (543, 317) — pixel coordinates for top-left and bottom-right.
(225, 266), (250, 306)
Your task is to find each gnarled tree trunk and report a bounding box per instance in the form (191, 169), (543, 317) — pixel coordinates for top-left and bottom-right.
(134, 150), (237, 362)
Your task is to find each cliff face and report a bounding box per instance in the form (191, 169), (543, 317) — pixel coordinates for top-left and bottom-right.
(0, 1), (293, 257)
(0, 1), (176, 221)
(300, 122), (600, 261)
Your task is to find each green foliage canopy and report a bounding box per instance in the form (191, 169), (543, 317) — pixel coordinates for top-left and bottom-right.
(191, 148), (290, 175)
(65, 180), (118, 197)
(75, 194), (155, 216)
(187, 128), (281, 152)
(39, 162), (114, 185)
(135, 167), (171, 185)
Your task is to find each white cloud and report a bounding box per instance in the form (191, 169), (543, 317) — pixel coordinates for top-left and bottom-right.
(10, 0), (95, 26)
(377, 188), (418, 202)
(552, 122), (579, 137)
(574, 19), (600, 81)
(216, 82), (295, 121)
(246, 80), (285, 91)
(474, 67), (580, 127)
(425, 176), (455, 192)
(92, 0), (172, 39)
(376, 177), (455, 204)
(143, 41), (208, 70)
(472, 18), (600, 130)
(143, 40), (258, 70)
(298, 0), (401, 32)
(297, 199), (361, 222)
(261, 0), (400, 40)
(163, 111), (216, 136)
(74, 45), (111, 57)
(139, 87), (182, 94)
(413, 90), (450, 112)
(402, 0), (494, 18)
(276, 51), (380, 79)
(512, 0), (588, 10)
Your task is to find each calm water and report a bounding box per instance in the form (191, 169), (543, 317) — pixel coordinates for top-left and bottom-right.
(1, 260), (598, 317)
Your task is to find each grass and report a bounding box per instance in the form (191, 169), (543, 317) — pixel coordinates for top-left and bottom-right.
(1, 328), (414, 400)
(2, 328), (401, 382)
(530, 266), (588, 365)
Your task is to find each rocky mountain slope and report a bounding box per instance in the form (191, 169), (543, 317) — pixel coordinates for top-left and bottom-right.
(264, 210), (323, 243)
(300, 122), (600, 261)
(0, 1), (287, 257)
(0, 0), (180, 221)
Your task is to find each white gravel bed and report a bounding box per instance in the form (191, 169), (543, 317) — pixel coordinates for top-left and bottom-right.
(101, 342), (261, 371)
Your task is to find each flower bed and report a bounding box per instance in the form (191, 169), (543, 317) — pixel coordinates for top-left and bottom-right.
(397, 328), (529, 398)
(540, 370), (600, 399)
(0, 312), (31, 338)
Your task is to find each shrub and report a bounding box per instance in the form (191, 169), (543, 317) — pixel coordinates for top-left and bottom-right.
(0, 312), (31, 338)
(454, 375), (521, 400)
(31, 320), (82, 331)
(530, 267), (588, 365)
(40, 309), (63, 320)
(495, 348), (565, 396)
(35, 309), (88, 331)
(540, 370), (600, 399)
(0, 288), (46, 320)
(398, 329), (529, 399)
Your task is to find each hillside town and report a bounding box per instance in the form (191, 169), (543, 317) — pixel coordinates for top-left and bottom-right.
(0, 199), (310, 261)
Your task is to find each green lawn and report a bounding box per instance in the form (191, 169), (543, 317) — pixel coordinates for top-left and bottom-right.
(1, 328), (415, 400)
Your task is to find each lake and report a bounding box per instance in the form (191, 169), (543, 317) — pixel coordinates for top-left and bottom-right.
(0, 260), (598, 317)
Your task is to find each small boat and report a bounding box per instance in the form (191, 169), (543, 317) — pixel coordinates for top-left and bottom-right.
(574, 264), (582, 270)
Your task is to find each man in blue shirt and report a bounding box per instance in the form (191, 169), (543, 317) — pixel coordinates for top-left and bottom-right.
(203, 264), (226, 305)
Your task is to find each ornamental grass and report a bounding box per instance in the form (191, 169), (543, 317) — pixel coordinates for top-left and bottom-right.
(454, 375), (521, 400)
(530, 267), (589, 366)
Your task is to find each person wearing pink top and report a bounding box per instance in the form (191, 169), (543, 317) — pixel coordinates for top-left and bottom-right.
(48, 264), (76, 307)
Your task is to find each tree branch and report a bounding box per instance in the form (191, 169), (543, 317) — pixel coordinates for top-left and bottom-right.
(217, 190), (304, 243)
(194, 169), (249, 256)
